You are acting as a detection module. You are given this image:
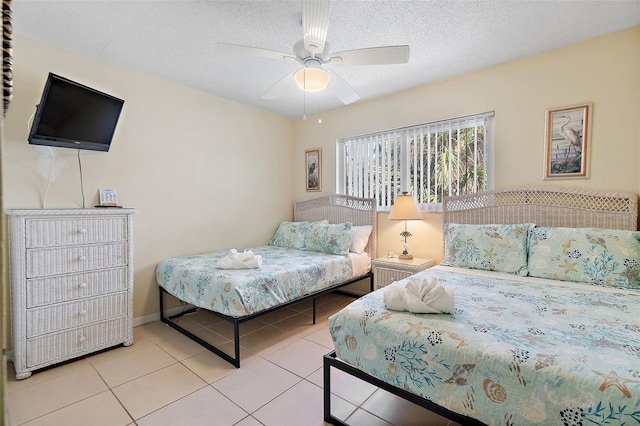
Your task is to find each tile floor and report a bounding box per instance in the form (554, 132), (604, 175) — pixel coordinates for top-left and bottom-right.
(6, 293), (459, 426)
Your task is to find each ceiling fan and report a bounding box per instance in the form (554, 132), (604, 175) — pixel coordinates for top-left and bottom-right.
(215, 0), (410, 105)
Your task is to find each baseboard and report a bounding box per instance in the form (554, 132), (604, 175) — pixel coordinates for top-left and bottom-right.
(133, 304), (195, 327)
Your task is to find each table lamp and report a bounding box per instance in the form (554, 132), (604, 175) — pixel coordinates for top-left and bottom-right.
(387, 192), (423, 260)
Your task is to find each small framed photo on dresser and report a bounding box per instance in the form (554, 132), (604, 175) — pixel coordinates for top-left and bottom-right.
(305, 149), (321, 191)
(99, 188), (119, 206)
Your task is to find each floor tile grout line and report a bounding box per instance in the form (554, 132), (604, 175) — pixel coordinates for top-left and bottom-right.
(129, 381), (216, 423)
(91, 343), (183, 390)
(233, 414), (266, 426)
(107, 387), (137, 424)
(113, 358), (212, 422)
(6, 356), (95, 395)
(349, 388), (394, 426)
(11, 391), (114, 426)
(8, 358), (115, 426)
(89, 352), (137, 424)
(7, 294), (364, 425)
(94, 338), (228, 424)
(200, 382), (253, 421)
(232, 356), (308, 417)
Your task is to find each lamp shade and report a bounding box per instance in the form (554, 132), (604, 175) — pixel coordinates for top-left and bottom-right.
(294, 67), (331, 92)
(388, 193), (422, 220)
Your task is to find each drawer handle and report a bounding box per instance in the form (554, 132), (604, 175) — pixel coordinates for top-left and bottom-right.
(79, 282), (88, 288)
(78, 228), (87, 234)
(79, 309), (87, 316)
(78, 336), (87, 343)
(78, 255), (87, 261)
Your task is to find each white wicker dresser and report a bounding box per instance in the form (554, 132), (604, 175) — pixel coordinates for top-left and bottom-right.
(7, 208), (135, 379)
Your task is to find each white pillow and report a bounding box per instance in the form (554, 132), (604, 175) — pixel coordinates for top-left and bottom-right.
(350, 225), (373, 254)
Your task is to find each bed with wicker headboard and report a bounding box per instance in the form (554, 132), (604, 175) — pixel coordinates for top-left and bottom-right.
(325, 187), (640, 426)
(157, 194), (376, 368)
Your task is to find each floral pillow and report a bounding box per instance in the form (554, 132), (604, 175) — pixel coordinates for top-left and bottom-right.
(269, 220), (327, 249)
(527, 227), (640, 289)
(440, 223), (534, 275)
(305, 222), (353, 255)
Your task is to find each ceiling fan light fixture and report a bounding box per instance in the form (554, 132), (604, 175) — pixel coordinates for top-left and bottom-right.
(294, 67), (331, 92)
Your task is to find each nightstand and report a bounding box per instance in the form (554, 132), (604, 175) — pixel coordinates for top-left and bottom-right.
(372, 257), (435, 290)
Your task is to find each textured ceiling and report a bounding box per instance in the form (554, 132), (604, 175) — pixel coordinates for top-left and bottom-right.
(12, 0), (640, 119)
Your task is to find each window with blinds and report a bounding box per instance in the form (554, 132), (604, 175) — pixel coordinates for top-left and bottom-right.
(337, 112), (494, 210)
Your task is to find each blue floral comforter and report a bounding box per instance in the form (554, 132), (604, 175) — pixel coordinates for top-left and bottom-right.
(329, 266), (640, 425)
(156, 246), (354, 317)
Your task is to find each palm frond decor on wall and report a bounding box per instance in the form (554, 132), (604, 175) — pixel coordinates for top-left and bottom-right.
(2, 0), (13, 116)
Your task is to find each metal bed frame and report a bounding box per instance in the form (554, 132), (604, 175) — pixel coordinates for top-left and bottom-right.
(323, 351), (484, 426)
(160, 274), (372, 368)
(158, 194), (377, 368)
(322, 186), (638, 425)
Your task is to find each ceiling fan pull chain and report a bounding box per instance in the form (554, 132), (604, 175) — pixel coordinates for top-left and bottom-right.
(303, 71), (307, 120)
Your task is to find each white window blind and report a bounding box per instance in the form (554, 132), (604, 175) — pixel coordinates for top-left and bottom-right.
(337, 112), (494, 211)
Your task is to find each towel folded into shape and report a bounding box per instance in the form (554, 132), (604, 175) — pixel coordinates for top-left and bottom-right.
(217, 249), (262, 269)
(383, 276), (455, 314)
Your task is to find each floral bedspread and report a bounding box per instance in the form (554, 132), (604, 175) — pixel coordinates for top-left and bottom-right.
(156, 246), (354, 317)
(329, 266), (640, 426)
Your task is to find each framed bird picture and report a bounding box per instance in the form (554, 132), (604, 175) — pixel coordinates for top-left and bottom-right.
(544, 103), (592, 179)
(305, 148), (321, 191)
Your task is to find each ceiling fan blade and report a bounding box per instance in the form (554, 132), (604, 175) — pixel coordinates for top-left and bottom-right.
(326, 69), (359, 105)
(215, 42), (295, 61)
(302, 0), (331, 55)
(261, 71), (296, 100)
(330, 45), (410, 66)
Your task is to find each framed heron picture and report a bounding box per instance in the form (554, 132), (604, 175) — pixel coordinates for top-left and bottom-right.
(305, 148), (321, 191)
(544, 103), (592, 179)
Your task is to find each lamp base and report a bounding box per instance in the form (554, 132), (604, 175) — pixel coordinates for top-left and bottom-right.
(399, 253), (413, 260)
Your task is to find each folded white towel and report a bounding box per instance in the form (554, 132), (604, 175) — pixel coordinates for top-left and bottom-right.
(217, 249), (262, 269)
(383, 276), (454, 314)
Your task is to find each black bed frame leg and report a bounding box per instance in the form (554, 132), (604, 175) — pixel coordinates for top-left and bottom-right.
(323, 352), (348, 426)
(234, 320), (240, 366)
(312, 297), (317, 324)
(159, 286), (165, 318)
(323, 353), (331, 421)
(158, 287), (241, 368)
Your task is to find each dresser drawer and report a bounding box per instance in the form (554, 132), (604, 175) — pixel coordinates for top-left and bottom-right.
(26, 317), (128, 368)
(27, 292), (128, 337)
(26, 243), (127, 278)
(25, 217), (127, 248)
(26, 268), (127, 308)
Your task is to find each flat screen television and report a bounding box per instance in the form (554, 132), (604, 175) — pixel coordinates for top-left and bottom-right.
(28, 73), (124, 152)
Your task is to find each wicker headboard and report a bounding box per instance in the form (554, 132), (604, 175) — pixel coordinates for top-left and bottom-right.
(294, 194), (377, 256)
(444, 187), (638, 231)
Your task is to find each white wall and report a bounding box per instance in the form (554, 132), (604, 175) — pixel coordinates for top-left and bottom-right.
(3, 35), (296, 319)
(294, 26), (640, 261)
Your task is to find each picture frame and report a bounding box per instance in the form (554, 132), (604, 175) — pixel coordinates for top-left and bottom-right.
(305, 148), (321, 191)
(544, 103), (592, 180)
(98, 188), (119, 206)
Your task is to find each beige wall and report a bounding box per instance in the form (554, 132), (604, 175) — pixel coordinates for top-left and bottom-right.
(294, 26), (640, 261)
(3, 35), (295, 321)
(3, 27), (639, 322)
